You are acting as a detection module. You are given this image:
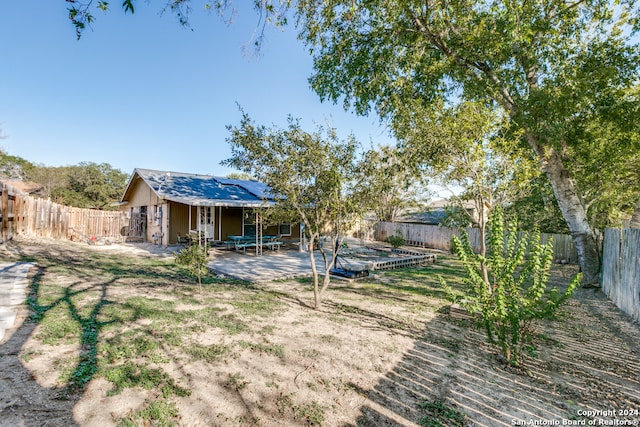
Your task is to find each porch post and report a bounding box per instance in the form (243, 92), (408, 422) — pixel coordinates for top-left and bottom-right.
(218, 206), (222, 241)
(256, 210), (262, 256)
(197, 206), (201, 247)
(211, 205), (216, 241)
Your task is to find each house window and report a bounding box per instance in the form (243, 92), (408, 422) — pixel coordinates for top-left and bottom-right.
(278, 223), (291, 236)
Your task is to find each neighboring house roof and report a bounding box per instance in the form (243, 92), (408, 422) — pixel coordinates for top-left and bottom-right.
(397, 210), (448, 225)
(427, 199), (476, 210)
(0, 179), (43, 195)
(121, 168), (274, 208)
(396, 200), (476, 225)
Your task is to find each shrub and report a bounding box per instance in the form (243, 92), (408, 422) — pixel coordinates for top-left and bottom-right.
(442, 208), (580, 366)
(175, 240), (209, 286)
(386, 234), (406, 248)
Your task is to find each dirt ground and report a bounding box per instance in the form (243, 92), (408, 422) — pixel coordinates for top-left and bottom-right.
(1, 237), (640, 427)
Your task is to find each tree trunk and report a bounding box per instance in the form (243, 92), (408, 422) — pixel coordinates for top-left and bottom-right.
(308, 234), (321, 309)
(629, 197), (640, 229)
(320, 237), (340, 293)
(529, 139), (600, 285)
(476, 199), (489, 285)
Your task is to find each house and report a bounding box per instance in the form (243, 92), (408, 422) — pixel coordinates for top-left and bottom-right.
(119, 168), (299, 245)
(396, 199), (479, 226)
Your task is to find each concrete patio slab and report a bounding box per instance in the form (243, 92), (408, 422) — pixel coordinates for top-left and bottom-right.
(206, 240), (437, 283)
(207, 249), (336, 282)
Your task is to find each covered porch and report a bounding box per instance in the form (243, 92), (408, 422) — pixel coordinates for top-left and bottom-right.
(168, 202), (300, 252)
(119, 169), (300, 248)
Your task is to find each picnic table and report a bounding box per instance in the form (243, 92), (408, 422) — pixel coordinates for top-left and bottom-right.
(224, 235), (284, 253)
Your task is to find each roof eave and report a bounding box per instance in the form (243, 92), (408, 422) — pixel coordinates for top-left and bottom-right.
(163, 196), (275, 208)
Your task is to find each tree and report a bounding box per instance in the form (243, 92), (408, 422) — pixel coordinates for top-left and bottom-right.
(630, 199), (640, 228)
(66, 0), (291, 43)
(565, 119), (640, 230)
(402, 100), (537, 282)
(444, 208), (580, 366)
(353, 144), (429, 222)
(0, 148), (35, 180)
(504, 175), (569, 234)
(27, 162), (128, 209)
(504, 106), (640, 232)
(225, 172), (254, 181)
(26, 165), (68, 199)
(297, 0), (640, 285)
(175, 237), (209, 287)
(222, 111), (361, 309)
(559, 85), (640, 230)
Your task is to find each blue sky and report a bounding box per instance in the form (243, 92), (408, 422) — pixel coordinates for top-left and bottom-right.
(0, 1), (393, 177)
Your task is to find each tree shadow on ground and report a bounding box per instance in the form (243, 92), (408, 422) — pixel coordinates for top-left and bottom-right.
(0, 266), (79, 426)
(348, 284), (640, 426)
(28, 267), (118, 397)
(0, 240), (200, 425)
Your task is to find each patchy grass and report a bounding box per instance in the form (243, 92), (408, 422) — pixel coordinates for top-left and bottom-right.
(36, 305), (80, 345)
(12, 239), (640, 427)
(230, 293), (281, 317)
(199, 312), (247, 334)
(276, 394), (326, 426)
(25, 243), (449, 404)
(418, 399), (466, 427)
(186, 343), (232, 363)
(117, 399), (180, 427)
(102, 361), (191, 398)
(238, 340), (285, 359)
(227, 373), (250, 391)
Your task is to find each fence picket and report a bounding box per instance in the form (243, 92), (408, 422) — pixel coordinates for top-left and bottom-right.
(375, 221), (639, 322)
(602, 228), (640, 322)
(0, 183), (126, 244)
(374, 221), (577, 263)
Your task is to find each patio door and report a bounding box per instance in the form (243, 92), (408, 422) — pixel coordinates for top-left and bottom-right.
(198, 206), (215, 239)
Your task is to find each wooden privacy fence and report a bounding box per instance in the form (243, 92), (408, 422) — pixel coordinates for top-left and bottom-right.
(1, 182), (127, 244)
(601, 228), (640, 322)
(374, 221), (579, 264)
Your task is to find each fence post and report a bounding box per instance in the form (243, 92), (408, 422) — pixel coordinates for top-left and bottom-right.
(1, 183), (8, 244)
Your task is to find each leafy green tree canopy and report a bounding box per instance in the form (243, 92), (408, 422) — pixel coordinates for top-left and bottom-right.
(504, 175), (569, 234)
(353, 144), (430, 222)
(222, 110), (361, 309)
(29, 162), (128, 210)
(296, 0), (640, 285)
(0, 148), (35, 180)
(67, 0), (291, 42)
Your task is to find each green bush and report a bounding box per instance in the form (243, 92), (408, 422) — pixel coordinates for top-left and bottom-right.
(386, 234), (406, 248)
(442, 208), (580, 366)
(175, 241), (209, 286)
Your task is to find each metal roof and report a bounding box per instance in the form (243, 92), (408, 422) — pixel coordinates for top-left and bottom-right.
(123, 168), (274, 207)
(214, 177), (272, 200)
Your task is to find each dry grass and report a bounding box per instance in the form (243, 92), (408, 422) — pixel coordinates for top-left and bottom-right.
(0, 237), (639, 426)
